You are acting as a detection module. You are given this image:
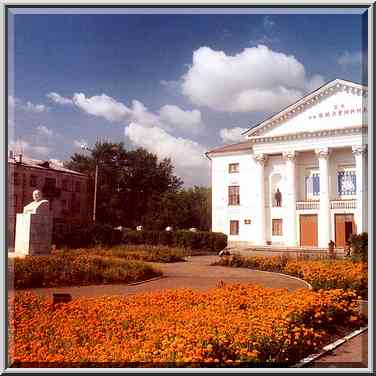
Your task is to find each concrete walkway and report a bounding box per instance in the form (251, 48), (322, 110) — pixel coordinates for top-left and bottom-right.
(15, 255), (308, 299)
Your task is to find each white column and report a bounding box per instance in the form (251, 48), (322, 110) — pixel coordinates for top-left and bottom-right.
(315, 148), (331, 247)
(283, 150), (297, 246)
(352, 145), (368, 233)
(254, 154), (267, 245)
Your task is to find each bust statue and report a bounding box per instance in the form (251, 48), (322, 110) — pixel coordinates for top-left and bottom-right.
(23, 189), (50, 215)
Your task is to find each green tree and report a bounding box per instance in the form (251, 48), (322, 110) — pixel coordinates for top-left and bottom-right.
(64, 142), (183, 226)
(142, 186), (212, 231)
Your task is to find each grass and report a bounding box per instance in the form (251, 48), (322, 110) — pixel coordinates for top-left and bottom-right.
(9, 253), (162, 289)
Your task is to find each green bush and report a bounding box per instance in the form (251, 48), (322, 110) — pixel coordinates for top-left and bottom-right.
(121, 230), (227, 252)
(349, 232), (368, 261)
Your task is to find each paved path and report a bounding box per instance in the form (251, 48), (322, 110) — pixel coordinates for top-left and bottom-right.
(309, 331), (368, 368)
(15, 255), (308, 299)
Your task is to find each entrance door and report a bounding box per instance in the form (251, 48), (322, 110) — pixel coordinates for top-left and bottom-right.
(300, 214), (318, 247)
(335, 214), (355, 247)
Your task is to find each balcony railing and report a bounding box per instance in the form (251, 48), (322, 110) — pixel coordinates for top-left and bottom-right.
(330, 200), (356, 209)
(296, 201), (319, 210)
(296, 200), (357, 210)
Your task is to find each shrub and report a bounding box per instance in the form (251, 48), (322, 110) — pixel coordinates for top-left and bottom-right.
(121, 230), (227, 252)
(10, 253), (161, 289)
(349, 232), (368, 261)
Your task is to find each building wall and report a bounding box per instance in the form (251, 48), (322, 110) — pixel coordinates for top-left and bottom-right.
(8, 162), (88, 249)
(211, 147), (361, 245)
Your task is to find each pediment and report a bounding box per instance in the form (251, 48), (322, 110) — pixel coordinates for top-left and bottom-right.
(245, 79), (368, 139)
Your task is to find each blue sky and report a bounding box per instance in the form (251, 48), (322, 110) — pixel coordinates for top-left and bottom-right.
(8, 8), (368, 186)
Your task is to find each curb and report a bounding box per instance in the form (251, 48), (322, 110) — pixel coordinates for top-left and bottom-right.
(292, 326), (368, 368)
(125, 275), (164, 286)
(251, 269), (313, 290)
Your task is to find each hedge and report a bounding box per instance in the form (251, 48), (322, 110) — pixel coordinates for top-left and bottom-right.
(53, 223), (227, 252)
(123, 230), (227, 252)
(349, 232), (368, 261)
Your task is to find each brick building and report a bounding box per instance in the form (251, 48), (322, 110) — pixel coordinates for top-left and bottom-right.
(8, 152), (89, 250)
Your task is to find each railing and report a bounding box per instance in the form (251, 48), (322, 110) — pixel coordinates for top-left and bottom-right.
(330, 200), (356, 209)
(296, 201), (319, 210)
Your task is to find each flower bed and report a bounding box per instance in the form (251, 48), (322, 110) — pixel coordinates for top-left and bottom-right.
(10, 254), (162, 289)
(10, 285), (364, 367)
(214, 255), (368, 299)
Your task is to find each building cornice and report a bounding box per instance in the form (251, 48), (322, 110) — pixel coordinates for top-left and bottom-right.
(243, 79), (368, 138)
(248, 125), (366, 145)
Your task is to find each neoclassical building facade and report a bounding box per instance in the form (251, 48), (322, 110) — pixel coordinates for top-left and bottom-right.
(207, 79), (368, 248)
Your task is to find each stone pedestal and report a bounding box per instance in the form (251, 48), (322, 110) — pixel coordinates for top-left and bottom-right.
(14, 200), (52, 256)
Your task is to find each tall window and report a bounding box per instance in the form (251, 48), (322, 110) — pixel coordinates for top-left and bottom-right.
(230, 220), (239, 235)
(228, 186), (240, 205)
(75, 181), (81, 193)
(45, 177), (56, 189)
(13, 173), (19, 186)
(30, 175), (37, 187)
(272, 219), (283, 236)
(305, 172), (320, 199)
(337, 170), (356, 195)
(62, 179), (69, 191)
(228, 163), (239, 173)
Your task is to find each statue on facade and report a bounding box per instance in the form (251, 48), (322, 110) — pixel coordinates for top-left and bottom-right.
(274, 188), (282, 207)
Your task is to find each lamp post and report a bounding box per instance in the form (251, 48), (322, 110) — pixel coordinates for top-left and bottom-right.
(81, 144), (98, 222)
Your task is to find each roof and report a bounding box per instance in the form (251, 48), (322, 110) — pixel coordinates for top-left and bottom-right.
(8, 156), (87, 177)
(206, 141), (252, 158)
(242, 78), (368, 138)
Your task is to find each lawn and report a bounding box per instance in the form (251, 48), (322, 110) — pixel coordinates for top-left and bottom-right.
(9, 285), (365, 367)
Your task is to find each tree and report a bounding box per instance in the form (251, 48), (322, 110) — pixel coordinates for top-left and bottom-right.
(141, 186), (212, 231)
(64, 141), (183, 226)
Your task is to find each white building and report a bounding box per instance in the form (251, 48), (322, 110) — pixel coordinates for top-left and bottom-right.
(206, 79), (368, 248)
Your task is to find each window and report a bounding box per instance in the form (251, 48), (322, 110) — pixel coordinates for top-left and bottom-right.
(61, 199), (68, 210)
(272, 219), (283, 236)
(13, 195), (17, 208)
(45, 177), (56, 189)
(228, 186), (240, 205)
(230, 220), (239, 235)
(75, 181), (81, 193)
(30, 175), (37, 187)
(13, 173), (19, 186)
(337, 170), (356, 195)
(229, 163), (239, 173)
(62, 179), (69, 191)
(305, 172), (320, 199)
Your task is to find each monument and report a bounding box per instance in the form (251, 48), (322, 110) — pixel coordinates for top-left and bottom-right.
(14, 190), (53, 256)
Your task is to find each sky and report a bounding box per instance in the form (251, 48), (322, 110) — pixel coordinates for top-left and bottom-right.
(8, 8), (368, 187)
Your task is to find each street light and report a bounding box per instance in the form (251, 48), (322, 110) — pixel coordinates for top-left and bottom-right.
(81, 144), (98, 222)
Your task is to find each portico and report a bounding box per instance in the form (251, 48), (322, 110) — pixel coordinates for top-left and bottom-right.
(206, 79), (368, 249)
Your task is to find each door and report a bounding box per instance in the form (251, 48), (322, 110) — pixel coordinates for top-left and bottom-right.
(300, 214), (318, 247)
(335, 214), (355, 247)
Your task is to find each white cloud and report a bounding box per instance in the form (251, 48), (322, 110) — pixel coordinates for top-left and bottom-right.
(24, 101), (48, 113)
(338, 51), (363, 66)
(8, 95), (49, 113)
(124, 122), (209, 185)
(159, 105), (202, 133)
(72, 93), (131, 122)
(73, 139), (88, 149)
(9, 139), (50, 157)
(181, 45), (325, 113)
(36, 125), (54, 137)
(263, 16), (275, 29)
(219, 127), (248, 143)
(47, 92), (73, 105)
